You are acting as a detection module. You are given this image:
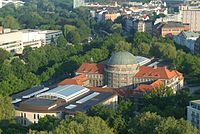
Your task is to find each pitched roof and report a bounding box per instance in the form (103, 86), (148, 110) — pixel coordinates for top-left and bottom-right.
(76, 63), (105, 74)
(135, 66), (178, 79)
(58, 74), (88, 86)
(134, 79), (163, 92)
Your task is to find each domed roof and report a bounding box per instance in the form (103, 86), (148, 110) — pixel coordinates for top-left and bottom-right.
(107, 51), (136, 65)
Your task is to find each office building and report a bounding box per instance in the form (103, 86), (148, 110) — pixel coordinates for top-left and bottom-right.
(0, 28), (62, 54)
(12, 85), (118, 126)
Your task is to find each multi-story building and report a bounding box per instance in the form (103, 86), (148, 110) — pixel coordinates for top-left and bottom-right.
(76, 63), (105, 87)
(174, 31), (200, 53)
(74, 51), (184, 92)
(187, 100), (200, 129)
(153, 21), (190, 37)
(179, 5), (200, 32)
(0, 28), (62, 54)
(194, 37), (200, 55)
(12, 85), (118, 126)
(133, 20), (152, 33)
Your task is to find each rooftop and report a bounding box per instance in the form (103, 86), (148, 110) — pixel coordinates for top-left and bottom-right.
(135, 66), (183, 79)
(182, 31), (200, 38)
(76, 63), (105, 74)
(107, 51), (137, 65)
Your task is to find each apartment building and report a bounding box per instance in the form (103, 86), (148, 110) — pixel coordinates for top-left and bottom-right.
(0, 28), (62, 54)
(179, 5), (200, 32)
(133, 20), (152, 33)
(187, 100), (200, 129)
(153, 21), (190, 37)
(102, 12), (121, 22)
(174, 31), (200, 53)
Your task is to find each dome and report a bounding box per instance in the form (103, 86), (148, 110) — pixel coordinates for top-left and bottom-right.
(107, 51), (136, 65)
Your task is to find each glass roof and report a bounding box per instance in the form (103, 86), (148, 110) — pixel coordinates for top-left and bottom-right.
(37, 85), (90, 102)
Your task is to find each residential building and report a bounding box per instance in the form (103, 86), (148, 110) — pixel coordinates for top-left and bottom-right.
(75, 51), (184, 92)
(153, 21), (190, 37)
(73, 0), (85, 8)
(0, 28), (62, 54)
(102, 12), (121, 22)
(194, 37), (200, 54)
(133, 20), (152, 33)
(187, 100), (200, 129)
(179, 5), (200, 32)
(174, 31), (200, 53)
(12, 85), (118, 126)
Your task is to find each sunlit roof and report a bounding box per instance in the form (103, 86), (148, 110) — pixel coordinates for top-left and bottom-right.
(37, 85), (90, 102)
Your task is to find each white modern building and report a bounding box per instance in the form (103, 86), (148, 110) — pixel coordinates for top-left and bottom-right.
(0, 28), (62, 54)
(187, 100), (200, 129)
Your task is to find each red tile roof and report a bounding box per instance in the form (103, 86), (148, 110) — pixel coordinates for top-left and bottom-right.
(135, 66), (179, 79)
(134, 79), (163, 92)
(76, 63), (105, 74)
(58, 74), (88, 86)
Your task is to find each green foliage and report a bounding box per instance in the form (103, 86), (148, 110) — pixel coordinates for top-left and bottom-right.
(66, 30), (81, 44)
(128, 112), (200, 134)
(3, 15), (20, 29)
(0, 95), (15, 120)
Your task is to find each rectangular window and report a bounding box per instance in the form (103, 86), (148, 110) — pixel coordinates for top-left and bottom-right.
(37, 114), (40, 119)
(21, 113), (23, 118)
(34, 114), (36, 119)
(24, 113), (26, 118)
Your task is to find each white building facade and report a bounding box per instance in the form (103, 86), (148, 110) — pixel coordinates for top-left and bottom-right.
(0, 29), (62, 54)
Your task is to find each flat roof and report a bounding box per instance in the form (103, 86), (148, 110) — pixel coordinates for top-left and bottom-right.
(191, 100), (200, 104)
(37, 85), (90, 102)
(13, 85), (117, 113)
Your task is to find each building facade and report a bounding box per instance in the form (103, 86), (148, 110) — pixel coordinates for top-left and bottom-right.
(133, 20), (152, 33)
(194, 37), (200, 55)
(0, 28), (62, 54)
(153, 21), (190, 37)
(187, 100), (200, 129)
(75, 51), (184, 92)
(180, 5), (200, 32)
(174, 31), (200, 53)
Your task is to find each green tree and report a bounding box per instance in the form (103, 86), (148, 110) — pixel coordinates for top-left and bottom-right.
(0, 95), (15, 120)
(66, 30), (81, 44)
(53, 113), (114, 134)
(0, 49), (11, 63)
(114, 41), (132, 52)
(3, 15), (20, 29)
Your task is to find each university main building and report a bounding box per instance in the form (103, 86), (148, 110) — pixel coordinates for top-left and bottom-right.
(61, 51), (184, 93)
(12, 51), (184, 126)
